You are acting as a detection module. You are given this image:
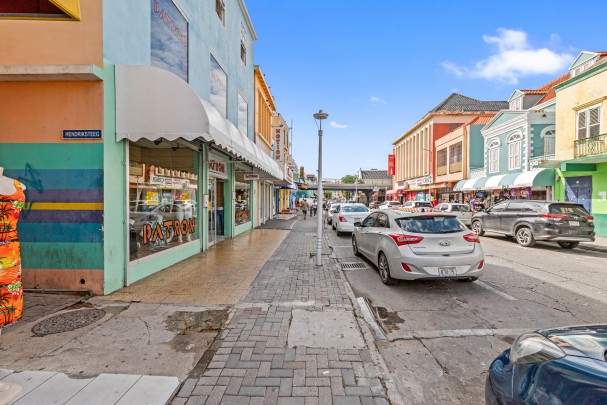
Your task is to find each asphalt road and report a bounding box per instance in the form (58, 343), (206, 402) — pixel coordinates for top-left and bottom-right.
(326, 225), (607, 405)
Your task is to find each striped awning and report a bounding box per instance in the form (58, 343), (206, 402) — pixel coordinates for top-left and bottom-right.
(453, 169), (555, 191)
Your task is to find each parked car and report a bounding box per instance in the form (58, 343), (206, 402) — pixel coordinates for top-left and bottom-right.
(332, 203), (370, 235)
(486, 325), (607, 404)
(378, 201), (401, 210)
(436, 203), (473, 226)
(326, 203), (342, 225)
(352, 211), (485, 284)
(401, 201), (434, 210)
(471, 200), (595, 248)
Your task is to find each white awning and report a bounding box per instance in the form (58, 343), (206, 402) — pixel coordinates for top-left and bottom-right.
(115, 64), (282, 180)
(484, 174), (507, 189)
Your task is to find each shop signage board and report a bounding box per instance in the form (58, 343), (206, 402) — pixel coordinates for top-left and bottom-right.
(149, 175), (190, 188)
(62, 130), (102, 140)
(244, 173), (259, 181)
(274, 126), (284, 164)
(388, 154), (395, 175)
(208, 159), (227, 179)
(406, 176), (433, 188)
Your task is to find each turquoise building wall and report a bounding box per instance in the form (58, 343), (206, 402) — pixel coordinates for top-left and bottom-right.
(468, 124), (485, 172)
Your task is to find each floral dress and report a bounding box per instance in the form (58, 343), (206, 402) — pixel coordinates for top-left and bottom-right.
(0, 180), (25, 329)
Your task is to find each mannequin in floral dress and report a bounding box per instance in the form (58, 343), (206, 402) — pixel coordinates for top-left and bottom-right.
(0, 166), (25, 402)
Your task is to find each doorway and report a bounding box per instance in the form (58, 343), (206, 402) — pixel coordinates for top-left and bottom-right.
(565, 176), (592, 212)
(208, 177), (226, 246)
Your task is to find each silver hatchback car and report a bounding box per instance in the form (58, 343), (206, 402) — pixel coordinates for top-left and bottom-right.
(352, 210), (485, 284)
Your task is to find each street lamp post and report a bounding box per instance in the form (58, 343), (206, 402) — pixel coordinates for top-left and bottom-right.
(313, 109), (328, 266)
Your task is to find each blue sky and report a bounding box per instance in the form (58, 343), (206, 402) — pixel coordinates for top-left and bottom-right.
(246, 0), (607, 180)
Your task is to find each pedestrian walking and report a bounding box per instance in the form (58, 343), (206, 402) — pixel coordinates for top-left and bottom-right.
(311, 199), (318, 217)
(301, 200), (308, 219)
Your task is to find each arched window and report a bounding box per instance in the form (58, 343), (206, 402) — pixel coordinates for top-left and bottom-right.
(540, 126), (556, 156)
(507, 132), (523, 170)
(487, 139), (500, 173)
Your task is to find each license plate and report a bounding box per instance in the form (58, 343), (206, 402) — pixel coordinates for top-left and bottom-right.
(438, 266), (456, 277)
(569, 221), (580, 226)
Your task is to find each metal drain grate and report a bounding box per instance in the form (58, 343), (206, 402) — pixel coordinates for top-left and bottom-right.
(340, 262), (367, 270)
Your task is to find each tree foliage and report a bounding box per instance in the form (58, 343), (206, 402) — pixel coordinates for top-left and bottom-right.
(341, 174), (363, 184)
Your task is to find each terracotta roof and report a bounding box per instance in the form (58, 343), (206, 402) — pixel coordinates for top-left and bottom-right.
(536, 72), (571, 104)
(466, 115), (494, 125)
(520, 90), (547, 95)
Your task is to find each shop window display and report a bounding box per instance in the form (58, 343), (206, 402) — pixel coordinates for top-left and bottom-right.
(235, 171), (251, 225)
(129, 141), (199, 260)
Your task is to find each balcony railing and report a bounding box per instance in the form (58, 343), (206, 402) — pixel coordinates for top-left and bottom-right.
(449, 161), (462, 173)
(436, 165), (447, 176)
(575, 133), (607, 158)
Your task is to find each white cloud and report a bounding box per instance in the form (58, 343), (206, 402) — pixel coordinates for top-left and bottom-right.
(370, 96), (387, 105)
(442, 29), (575, 85)
(330, 121), (348, 129)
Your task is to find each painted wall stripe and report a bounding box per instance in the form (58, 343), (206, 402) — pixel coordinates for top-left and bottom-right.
(0, 143), (103, 169)
(21, 210), (103, 224)
(25, 189), (103, 203)
(21, 242), (103, 269)
(18, 223), (102, 243)
(27, 202), (104, 210)
(5, 169), (103, 190)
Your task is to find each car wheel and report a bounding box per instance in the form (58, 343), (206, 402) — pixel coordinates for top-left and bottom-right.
(515, 227), (536, 247)
(378, 253), (398, 285)
(352, 236), (361, 257)
(458, 277), (478, 282)
(558, 241), (579, 249)
(471, 221), (484, 236)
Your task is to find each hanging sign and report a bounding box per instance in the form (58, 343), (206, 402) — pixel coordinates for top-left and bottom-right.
(208, 159), (227, 179)
(244, 173), (259, 181)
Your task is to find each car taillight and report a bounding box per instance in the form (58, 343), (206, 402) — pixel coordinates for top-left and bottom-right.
(463, 233), (480, 243)
(585, 216), (594, 222)
(388, 234), (423, 246)
(339, 216), (348, 222)
(541, 213), (566, 220)
(401, 263), (412, 272)
(478, 260), (484, 269)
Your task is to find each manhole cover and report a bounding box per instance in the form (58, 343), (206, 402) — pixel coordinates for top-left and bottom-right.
(340, 262), (367, 270)
(32, 309), (106, 336)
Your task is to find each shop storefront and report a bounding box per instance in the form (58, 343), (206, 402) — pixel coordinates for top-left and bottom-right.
(207, 154), (228, 246)
(453, 169), (554, 209)
(128, 140), (200, 261)
(405, 176), (432, 202)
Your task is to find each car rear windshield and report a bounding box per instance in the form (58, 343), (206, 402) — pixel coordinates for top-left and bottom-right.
(549, 204), (590, 217)
(395, 216), (466, 234)
(342, 206), (369, 213)
(415, 202), (432, 207)
(451, 205), (471, 212)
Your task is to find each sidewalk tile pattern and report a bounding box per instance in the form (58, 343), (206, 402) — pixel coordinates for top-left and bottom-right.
(173, 214), (389, 404)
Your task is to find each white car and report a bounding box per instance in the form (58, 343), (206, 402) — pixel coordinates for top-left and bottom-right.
(401, 201), (434, 210)
(435, 203), (472, 226)
(326, 203), (341, 225)
(332, 203), (370, 235)
(352, 210), (485, 283)
(379, 201), (401, 210)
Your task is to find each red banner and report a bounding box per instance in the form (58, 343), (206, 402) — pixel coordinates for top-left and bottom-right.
(387, 154), (395, 175)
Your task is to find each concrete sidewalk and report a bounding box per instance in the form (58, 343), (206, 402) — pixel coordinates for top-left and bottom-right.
(171, 215), (395, 404)
(0, 213), (398, 404)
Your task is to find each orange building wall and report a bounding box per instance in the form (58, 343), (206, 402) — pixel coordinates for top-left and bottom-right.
(0, 81), (103, 143)
(0, 0), (103, 67)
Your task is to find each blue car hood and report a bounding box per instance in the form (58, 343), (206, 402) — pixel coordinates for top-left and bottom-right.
(539, 325), (607, 362)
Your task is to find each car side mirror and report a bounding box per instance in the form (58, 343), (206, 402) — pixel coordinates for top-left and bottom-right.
(354, 221), (362, 227)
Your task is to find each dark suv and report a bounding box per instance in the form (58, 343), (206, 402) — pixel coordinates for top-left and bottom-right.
(471, 200), (595, 248)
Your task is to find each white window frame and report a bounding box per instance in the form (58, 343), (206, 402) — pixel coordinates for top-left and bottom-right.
(487, 139), (500, 174)
(507, 132), (522, 170)
(509, 96), (523, 111)
(577, 105), (601, 140)
(539, 126), (556, 156)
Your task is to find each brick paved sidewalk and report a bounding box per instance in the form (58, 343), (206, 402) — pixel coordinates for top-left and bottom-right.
(172, 216), (392, 405)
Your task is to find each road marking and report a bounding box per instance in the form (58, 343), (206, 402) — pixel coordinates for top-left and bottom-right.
(475, 280), (517, 301)
(393, 328), (530, 340)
